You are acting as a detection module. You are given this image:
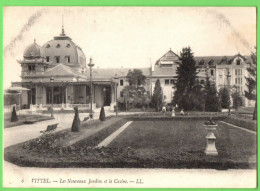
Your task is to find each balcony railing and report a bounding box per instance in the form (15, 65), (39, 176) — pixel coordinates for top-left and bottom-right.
(21, 71), (45, 76)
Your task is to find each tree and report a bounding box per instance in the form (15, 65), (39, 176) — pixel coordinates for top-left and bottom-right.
(192, 79), (205, 111)
(119, 69), (149, 110)
(173, 47), (198, 110)
(151, 79), (164, 111)
(126, 69), (146, 87)
(219, 87), (230, 109)
(99, 106), (106, 121)
(71, 106), (81, 132)
(204, 74), (221, 112)
(232, 91), (243, 111)
(10, 105), (18, 122)
(245, 48), (257, 120)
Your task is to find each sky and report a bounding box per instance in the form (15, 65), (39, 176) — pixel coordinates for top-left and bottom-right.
(3, 6), (256, 89)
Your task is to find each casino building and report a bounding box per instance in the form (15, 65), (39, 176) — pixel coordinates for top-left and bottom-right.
(11, 26), (255, 110)
(12, 27), (118, 110)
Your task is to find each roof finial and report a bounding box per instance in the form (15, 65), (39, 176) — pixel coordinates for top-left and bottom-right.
(61, 15), (65, 36)
(170, 48), (171, 51)
(34, 39), (36, 43)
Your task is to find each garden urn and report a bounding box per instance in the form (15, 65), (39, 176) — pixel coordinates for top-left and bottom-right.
(204, 119), (218, 156)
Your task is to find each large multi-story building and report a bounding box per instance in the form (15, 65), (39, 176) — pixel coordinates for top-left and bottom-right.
(10, 27), (255, 110)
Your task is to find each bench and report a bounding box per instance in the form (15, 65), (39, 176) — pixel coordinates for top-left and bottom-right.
(40, 123), (59, 133)
(24, 119), (38, 124)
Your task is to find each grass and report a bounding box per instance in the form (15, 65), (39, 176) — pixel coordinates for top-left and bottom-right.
(4, 118), (256, 169)
(4, 113), (53, 128)
(110, 120), (256, 167)
(222, 116), (257, 132)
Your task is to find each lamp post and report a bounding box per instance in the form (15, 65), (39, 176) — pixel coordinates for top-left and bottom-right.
(50, 76), (54, 118)
(30, 80), (33, 106)
(88, 57), (94, 119)
(114, 74), (119, 116)
(227, 70), (231, 115)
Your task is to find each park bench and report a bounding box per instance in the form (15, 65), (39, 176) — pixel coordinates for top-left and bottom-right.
(40, 123), (59, 133)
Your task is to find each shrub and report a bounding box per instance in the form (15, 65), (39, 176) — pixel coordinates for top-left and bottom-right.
(219, 87), (230, 109)
(11, 105), (18, 122)
(232, 92), (243, 110)
(71, 106), (81, 132)
(99, 106), (106, 121)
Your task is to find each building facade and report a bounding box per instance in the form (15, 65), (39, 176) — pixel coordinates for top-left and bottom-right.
(12, 28), (118, 110)
(10, 28), (254, 110)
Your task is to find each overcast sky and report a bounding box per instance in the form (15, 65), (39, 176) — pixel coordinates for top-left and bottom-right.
(3, 6), (256, 89)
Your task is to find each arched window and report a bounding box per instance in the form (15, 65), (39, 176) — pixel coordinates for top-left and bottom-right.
(56, 44), (61, 48)
(46, 44), (50, 48)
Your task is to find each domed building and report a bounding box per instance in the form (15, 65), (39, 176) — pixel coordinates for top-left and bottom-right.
(13, 27), (118, 110)
(43, 27), (86, 71)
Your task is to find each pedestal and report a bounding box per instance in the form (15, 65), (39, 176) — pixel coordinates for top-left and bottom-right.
(204, 125), (218, 156)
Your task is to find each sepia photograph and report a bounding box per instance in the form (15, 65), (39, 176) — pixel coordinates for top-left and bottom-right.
(2, 6), (257, 188)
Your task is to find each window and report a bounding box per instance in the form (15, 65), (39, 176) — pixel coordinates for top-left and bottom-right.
(219, 75), (222, 79)
(165, 79), (169, 85)
(170, 79), (174, 84)
(46, 56), (50, 62)
(28, 65), (35, 71)
(56, 44), (61, 48)
(235, 69), (242, 76)
(65, 56), (70, 63)
(55, 56), (60, 63)
(236, 78), (242, 84)
(120, 79), (124, 86)
(66, 44), (71, 48)
(237, 59), (241, 65)
(211, 69), (214, 76)
(120, 91), (123, 98)
(46, 44), (50, 48)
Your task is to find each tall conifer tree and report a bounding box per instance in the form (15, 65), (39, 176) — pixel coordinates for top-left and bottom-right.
(204, 74), (221, 112)
(173, 47), (198, 110)
(152, 79), (163, 111)
(245, 48), (256, 120)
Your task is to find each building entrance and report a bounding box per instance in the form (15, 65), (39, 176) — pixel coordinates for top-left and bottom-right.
(46, 86), (66, 104)
(103, 87), (111, 106)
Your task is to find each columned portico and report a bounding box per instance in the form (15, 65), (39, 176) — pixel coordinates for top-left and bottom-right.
(13, 80), (116, 110)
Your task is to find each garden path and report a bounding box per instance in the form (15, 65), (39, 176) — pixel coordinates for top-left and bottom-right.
(219, 121), (256, 134)
(96, 121), (133, 148)
(4, 113), (98, 148)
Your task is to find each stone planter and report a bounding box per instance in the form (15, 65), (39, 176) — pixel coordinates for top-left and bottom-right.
(204, 124), (218, 156)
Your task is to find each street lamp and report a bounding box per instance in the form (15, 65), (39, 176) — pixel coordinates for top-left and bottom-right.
(50, 76), (54, 118)
(227, 70), (231, 115)
(114, 74), (119, 116)
(30, 80), (33, 106)
(88, 57), (94, 119)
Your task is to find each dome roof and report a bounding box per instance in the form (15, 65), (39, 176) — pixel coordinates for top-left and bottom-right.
(42, 29), (86, 68)
(23, 40), (45, 59)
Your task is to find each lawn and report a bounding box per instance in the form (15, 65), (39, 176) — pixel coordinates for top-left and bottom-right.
(4, 118), (256, 169)
(110, 120), (256, 167)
